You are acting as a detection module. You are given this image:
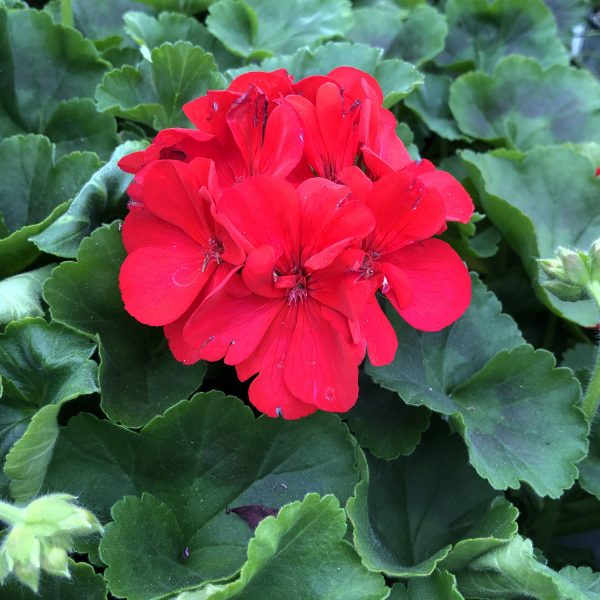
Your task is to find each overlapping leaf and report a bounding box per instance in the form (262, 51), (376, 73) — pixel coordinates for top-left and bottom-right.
(462, 146), (600, 326)
(43, 223), (206, 426)
(390, 571), (465, 600)
(0, 265), (54, 325)
(37, 392), (361, 597)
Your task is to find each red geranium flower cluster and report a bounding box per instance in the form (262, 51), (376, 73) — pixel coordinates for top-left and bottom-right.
(118, 67), (474, 419)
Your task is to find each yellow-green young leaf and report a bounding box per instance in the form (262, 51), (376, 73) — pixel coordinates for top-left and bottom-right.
(109, 494), (388, 600)
(0, 135), (101, 276)
(461, 146), (600, 326)
(43, 223), (206, 427)
(367, 276), (588, 497)
(347, 422), (518, 577)
(39, 392), (361, 598)
(435, 0), (568, 72)
(450, 57), (600, 150)
(207, 0), (353, 59)
(96, 42), (226, 129)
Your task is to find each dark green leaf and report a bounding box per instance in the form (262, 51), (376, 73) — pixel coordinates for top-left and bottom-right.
(404, 73), (470, 141)
(207, 0), (353, 59)
(133, 0), (214, 14)
(450, 57), (600, 150)
(0, 561), (107, 600)
(43, 223), (206, 426)
(367, 277), (587, 496)
(461, 146), (600, 326)
(562, 343), (596, 385)
(0, 7), (110, 148)
(31, 141), (145, 258)
(346, 372), (430, 460)
(390, 570), (465, 600)
(0, 265), (54, 325)
(545, 0), (590, 45)
(40, 392), (361, 595)
(436, 0), (568, 72)
(347, 422), (518, 577)
(96, 41), (226, 129)
(0, 135), (101, 276)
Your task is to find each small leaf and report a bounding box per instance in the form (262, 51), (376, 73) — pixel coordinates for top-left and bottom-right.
(450, 57), (600, 150)
(31, 141), (145, 258)
(436, 0), (568, 72)
(96, 41), (226, 129)
(175, 494), (388, 600)
(0, 265), (54, 325)
(367, 276), (588, 496)
(0, 134), (101, 276)
(207, 0), (353, 59)
(461, 146), (600, 326)
(40, 392), (361, 597)
(346, 372), (430, 460)
(347, 422), (518, 577)
(43, 223), (206, 427)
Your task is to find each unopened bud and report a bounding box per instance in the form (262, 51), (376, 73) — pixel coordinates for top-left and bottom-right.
(556, 247), (590, 287)
(541, 280), (588, 302)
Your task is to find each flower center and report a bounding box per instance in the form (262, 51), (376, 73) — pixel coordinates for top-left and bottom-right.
(202, 238), (224, 272)
(353, 251), (381, 281)
(273, 267), (309, 305)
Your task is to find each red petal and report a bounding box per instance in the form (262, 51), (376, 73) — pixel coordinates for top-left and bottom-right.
(119, 244), (209, 326)
(292, 74), (332, 102)
(284, 301), (359, 412)
(328, 66), (384, 105)
(337, 166), (373, 203)
(121, 209), (190, 254)
(378, 260), (413, 310)
(360, 297), (398, 366)
(387, 239), (471, 331)
(183, 90), (238, 134)
(242, 245), (283, 298)
(228, 69), (295, 97)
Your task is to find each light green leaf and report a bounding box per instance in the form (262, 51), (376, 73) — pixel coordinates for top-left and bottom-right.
(0, 265), (54, 325)
(133, 0), (214, 14)
(346, 372), (430, 460)
(347, 422), (518, 577)
(348, 4), (447, 66)
(207, 0), (353, 59)
(0, 134), (101, 276)
(435, 0), (568, 72)
(0, 561), (107, 599)
(31, 141), (145, 258)
(43, 223), (206, 427)
(367, 276), (587, 496)
(4, 404), (60, 502)
(0, 7), (111, 151)
(39, 392), (361, 596)
(390, 570), (465, 600)
(96, 41), (226, 129)
(450, 57), (600, 150)
(461, 146), (600, 326)
(404, 73), (470, 141)
(232, 42), (423, 107)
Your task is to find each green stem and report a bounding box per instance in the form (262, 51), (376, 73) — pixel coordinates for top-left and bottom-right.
(60, 0), (74, 28)
(581, 281), (600, 422)
(0, 500), (23, 526)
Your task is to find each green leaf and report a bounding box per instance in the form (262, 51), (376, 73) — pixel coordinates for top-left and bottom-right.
(347, 422), (518, 577)
(579, 414), (600, 500)
(3, 404), (60, 502)
(96, 41), (226, 129)
(31, 141), (145, 258)
(455, 536), (600, 600)
(348, 4), (447, 66)
(0, 7), (111, 150)
(404, 73), (470, 141)
(0, 265), (54, 325)
(40, 392), (361, 596)
(133, 0), (214, 14)
(0, 318), (98, 408)
(450, 57), (600, 150)
(43, 223), (206, 427)
(461, 146), (600, 326)
(367, 276), (587, 496)
(391, 570), (465, 600)
(0, 561), (107, 599)
(207, 0), (353, 59)
(0, 135), (101, 276)
(176, 494), (387, 600)
(435, 0), (568, 72)
(346, 372), (430, 460)
(545, 0), (590, 45)
(562, 343), (596, 385)
(232, 42), (423, 107)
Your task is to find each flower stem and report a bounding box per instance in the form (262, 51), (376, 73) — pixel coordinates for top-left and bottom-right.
(60, 0), (74, 28)
(0, 500), (22, 526)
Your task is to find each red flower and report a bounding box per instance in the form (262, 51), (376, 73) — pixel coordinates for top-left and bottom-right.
(183, 175), (374, 418)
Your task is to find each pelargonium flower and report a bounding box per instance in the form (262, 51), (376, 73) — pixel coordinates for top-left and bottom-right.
(117, 66), (475, 419)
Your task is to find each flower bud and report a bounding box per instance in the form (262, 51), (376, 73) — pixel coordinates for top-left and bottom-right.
(0, 494), (102, 592)
(556, 247), (590, 287)
(541, 279), (588, 302)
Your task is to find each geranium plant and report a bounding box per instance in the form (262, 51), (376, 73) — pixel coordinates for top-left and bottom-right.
(0, 0), (600, 598)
